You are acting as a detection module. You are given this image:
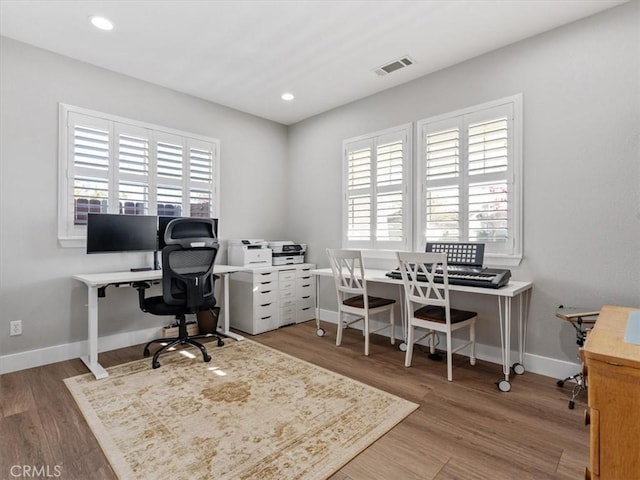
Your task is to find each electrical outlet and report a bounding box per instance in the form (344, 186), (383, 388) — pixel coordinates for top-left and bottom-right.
(10, 320), (22, 336)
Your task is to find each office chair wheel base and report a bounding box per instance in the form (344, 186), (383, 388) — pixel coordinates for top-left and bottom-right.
(568, 400), (575, 409)
(512, 362), (525, 375)
(316, 328), (325, 337)
(497, 379), (511, 392)
(152, 361), (160, 369)
(398, 342), (407, 352)
(143, 348), (151, 358)
(557, 379), (565, 387)
(217, 338), (225, 347)
(204, 354), (211, 363)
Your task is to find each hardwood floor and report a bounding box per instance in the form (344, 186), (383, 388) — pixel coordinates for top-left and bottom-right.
(0, 321), (589, 479)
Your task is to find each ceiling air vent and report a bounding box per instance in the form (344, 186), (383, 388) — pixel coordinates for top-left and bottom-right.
(374, 56), (415, 76)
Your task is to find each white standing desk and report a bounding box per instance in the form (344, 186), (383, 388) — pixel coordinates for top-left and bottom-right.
(312, 267), (533, 391)
(73, 265), (244, 380)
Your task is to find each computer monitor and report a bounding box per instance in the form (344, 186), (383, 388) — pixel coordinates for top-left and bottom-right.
(86, 213), (158, 254)
(157, 216), (218, 250)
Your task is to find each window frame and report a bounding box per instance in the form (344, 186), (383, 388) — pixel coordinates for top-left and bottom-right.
(57, 103), (220, 247)
(415, 94), (523, 266)
(342, 123), (413, 252)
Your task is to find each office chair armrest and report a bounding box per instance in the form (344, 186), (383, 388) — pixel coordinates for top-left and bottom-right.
(132, 281), (152, 311)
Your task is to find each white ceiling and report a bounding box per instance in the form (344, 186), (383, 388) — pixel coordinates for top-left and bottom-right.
(0, 0), (627, 125)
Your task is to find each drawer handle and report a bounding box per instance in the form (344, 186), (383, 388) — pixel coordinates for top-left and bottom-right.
(262, 290), (272, 294)
(302, 295), (311, 299)
(260, 303), (272, 307)
(261, 315), (272, 320)
(261, 281), (272, 285)
(260, 272), (271, 276)
(302, 307), (311, 311)
(302, 283), (311, 287)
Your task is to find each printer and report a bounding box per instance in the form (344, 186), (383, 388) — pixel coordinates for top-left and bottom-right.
(228, 239), (272, 267)
(268, 241), (307, 266)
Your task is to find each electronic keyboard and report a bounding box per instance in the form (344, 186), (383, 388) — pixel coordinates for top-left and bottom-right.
(385, 266), (511, 289)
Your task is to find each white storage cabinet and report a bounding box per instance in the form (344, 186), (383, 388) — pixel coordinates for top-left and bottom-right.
(229, 263), (315, 335)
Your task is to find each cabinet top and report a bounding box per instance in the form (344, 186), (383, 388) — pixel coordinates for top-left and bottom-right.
(584, 305), (640, 369)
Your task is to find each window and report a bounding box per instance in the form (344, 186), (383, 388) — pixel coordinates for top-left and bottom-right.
(58, 104), (219, 246)
(416, 95), (523, 264)
(342, 124), (412, 251)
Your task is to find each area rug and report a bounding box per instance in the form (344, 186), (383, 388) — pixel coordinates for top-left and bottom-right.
(64, 339), (418, 480)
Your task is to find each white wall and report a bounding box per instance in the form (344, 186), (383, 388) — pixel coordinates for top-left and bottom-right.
(286, 2), (640, 362)
(1, 3), (638, 373)
(0, 38), (289, 358)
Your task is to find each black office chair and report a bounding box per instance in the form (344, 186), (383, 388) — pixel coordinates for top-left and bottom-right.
(135, 217), (224, 369)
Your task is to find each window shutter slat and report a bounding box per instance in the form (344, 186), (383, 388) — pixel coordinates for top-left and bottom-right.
(74, 126), (109, 171)
(425, 128), (459, 181)
(157, 141), (183, 179)
(468, 181), (509, 243)
(468, 118), (508, 176)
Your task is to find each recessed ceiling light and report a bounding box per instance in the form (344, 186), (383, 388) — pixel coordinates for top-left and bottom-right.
(281, 93), (295, 101)
(90, 16), (114, 31)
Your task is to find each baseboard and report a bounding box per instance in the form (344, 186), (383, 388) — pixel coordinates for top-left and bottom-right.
(0, 326), (163, 375)
(1, 311), (582, 381)
(316, 308), (581, 381)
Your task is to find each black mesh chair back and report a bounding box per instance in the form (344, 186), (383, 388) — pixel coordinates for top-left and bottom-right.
(162, 218), (218, 310)
(135, 217), (224, 369)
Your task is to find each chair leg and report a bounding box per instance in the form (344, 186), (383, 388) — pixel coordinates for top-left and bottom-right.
(405, 324), (414, 367)
(184, 338), (211, 362)
(151, 339), (182, 368)
(336, 310), (344, 347)
(446, 332), (453, 382)
(389, 307), (395, 345)
(470, 321), (477, 366)
(364, 311), (370, 356)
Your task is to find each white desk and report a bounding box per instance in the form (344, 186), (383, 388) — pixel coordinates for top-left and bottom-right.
(312, 268), (533, 392)
(73, 265), (244, 379)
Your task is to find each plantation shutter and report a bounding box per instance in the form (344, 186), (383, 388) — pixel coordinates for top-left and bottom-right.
(187, 139), (215, 217)
(344, 125), (411, 250)
(424, 125), (461, 243)
(59, 104), (221, 246)
(346, 140), (372, 243)
(68, 112), (111, 230)
(156, 132), (184, 217)
(419, 100), (517, 257)
(115, 123), (150, 215)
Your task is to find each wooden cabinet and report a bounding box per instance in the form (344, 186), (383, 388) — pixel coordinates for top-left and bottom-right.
(229, 263), (315, 335)
(583, 305), (640, 480)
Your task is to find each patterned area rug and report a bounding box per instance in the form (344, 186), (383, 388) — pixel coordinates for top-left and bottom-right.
(65, 339), (418, 480)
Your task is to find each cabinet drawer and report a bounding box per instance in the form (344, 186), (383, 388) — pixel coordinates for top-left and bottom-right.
(255, 287), (278, 304)
(254, 271), (277, 283)
(296, 276), (314, 289)
(298, 295), (315, 310)
(280, 288), (296, 300)
(281, 303), (296, 326)
(297, 267), (313, 277)
(256, 300), (277, 317)
(280, 279), (296, 291)
(279, 270), (297, 281)
(297, 283), (314, 299)
(297, 304), (315, 323)
(280, 297), (296, 309)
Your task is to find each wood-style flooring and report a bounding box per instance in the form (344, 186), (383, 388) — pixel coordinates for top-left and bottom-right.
(0, 321), (589, 479)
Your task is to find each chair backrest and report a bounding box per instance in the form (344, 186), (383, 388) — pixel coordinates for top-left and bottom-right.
(396, 251), (451, 312)
(162, 218), (219, 311)
(326, 249), (367, 301)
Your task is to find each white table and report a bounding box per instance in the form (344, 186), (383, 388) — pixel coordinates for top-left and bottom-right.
(73, 265), (244, 379)
(312, 267), (533, 391)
